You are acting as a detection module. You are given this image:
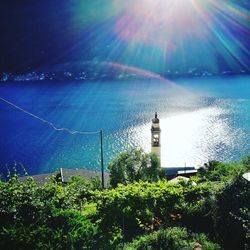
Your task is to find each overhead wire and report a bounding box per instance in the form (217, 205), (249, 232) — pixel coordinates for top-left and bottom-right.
(0, 97), (100, 135)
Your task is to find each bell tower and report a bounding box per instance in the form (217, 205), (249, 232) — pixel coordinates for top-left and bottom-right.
(151, 112), (161, 162)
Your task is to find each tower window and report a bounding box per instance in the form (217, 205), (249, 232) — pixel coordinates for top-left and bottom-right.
(153, 134), (159, 145)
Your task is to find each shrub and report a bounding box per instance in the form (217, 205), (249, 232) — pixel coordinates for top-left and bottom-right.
(0, 209), (97, 250)
(124, 227), (220, 250)
(0, 174), (99, 250)
(92, 179), (216, 245)
(212, 175), (250, 250)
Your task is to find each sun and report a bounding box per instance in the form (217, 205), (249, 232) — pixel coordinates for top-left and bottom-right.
(114, 0), (200, 48)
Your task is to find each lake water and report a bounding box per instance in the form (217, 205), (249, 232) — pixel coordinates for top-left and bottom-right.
(0, 76), (249, 176)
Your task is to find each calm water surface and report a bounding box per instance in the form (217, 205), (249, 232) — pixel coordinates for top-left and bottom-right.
(0, 76), (249, 175)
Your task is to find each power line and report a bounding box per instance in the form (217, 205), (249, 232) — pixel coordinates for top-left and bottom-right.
(0, 96), (105, 187)
(0, 97), (100, 135)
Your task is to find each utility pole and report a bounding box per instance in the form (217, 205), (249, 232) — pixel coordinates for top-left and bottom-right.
(100, 129), (104, 189)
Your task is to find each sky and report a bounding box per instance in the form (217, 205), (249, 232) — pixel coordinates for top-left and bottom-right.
(0, 0), (249, 74)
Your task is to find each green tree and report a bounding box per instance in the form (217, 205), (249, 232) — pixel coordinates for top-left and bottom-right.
(197, 159), (250, 182)
(108, 148), (164, 187)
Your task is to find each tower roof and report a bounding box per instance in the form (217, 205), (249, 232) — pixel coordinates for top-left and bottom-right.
(152, 112), (159, 123)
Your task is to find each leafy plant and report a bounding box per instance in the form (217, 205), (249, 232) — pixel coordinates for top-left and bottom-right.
(124, 227), (220, 250)
(108, 148), (164, 187)
(0, 155), (249, 249)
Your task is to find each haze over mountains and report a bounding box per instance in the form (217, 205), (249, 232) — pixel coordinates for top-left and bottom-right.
(0, 0), (249, 76)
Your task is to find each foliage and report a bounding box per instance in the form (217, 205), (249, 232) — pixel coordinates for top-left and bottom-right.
(179, 181), (217, 236)
(1, 209), (97, 250)
(0, 174), (98, 249)
(241, 156), (250, 168)
(0, 156), (249, 249)
(108, 148), (164, 187)
(92, 179), (216, 246)
(197, 159), (250, 182)
(211, 174), (250, 250)
(124, 227), (220, 250)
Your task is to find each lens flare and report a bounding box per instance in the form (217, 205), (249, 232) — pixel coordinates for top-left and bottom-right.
(72, 0), (249, 74)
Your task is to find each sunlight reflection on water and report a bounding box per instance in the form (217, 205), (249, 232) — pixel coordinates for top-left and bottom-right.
(125, 104), (244, 167)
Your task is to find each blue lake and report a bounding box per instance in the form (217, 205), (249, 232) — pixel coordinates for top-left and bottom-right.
(0, 76), (249, 176)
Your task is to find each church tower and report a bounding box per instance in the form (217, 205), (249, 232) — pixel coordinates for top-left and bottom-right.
(151, 112), (161, 162)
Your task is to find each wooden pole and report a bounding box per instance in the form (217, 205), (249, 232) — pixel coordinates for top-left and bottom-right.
(100, 129), (104, 189)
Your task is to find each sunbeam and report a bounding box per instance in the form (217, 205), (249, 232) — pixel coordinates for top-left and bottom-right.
(71, 0), (250, 74)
